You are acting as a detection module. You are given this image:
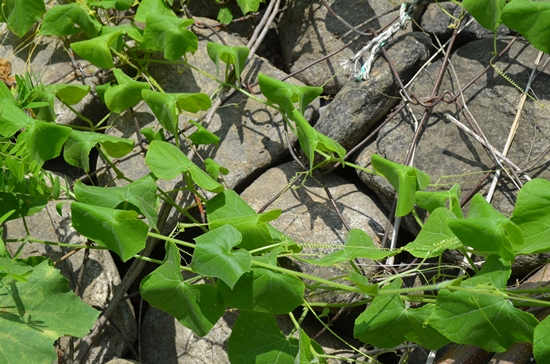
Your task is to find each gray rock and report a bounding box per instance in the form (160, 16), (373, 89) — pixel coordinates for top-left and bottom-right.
(2, 202), (137, 363)
(356, 38), (550, 272)
(240, 161), (389, 304)
(99, 18), (318, 193)
(278, 0), (411, 94)
(314, 32), (431, 152)
(421, 2), (512, 42)
(105, 359), (139, 364)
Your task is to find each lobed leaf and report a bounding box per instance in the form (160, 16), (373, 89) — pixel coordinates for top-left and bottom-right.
(142, 13), (197, 60)
(0, 0), (45, 37)
(501, 0), (550, 54)
(140, 241), (225, 337)
(134, 0), (175, 23)
(236, 0), (262, 14)
(415, 183), (463, 218)
(40, 3), (101, 38)
(207, 42), (250, 82)
(105, 69), (150, 113)
(70, 31), (121, 69)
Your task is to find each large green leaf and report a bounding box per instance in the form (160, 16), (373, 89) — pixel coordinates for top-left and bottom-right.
(70, 31), (121, 69)
(300, 228), (393, 265)
(292, 109), (346, 171)
(464, 0), (505, 31)
(191, 224), (251, 289)
(63, 130), (134, 172)
(46, 84), (90, 105)
(145, 140), (224, 193)
(73, 175), (159, 229)
(71, 202), (149, 262)
(258, 73), (323, 115)
(217, 253), (304, 314)
(206, 190), (297, 251)
(105, 69), (150, 113)
(16, 120), (72, 168)
(0, 99), (32, 137)
(534, 314), (550, 363)
(142, 13), (197, 60)
(511, 178), (550, 254)
(140, 241), (225, 337)
(228, 312), (299, 364)
(371, 154), (430, 217)
(354, 278), (450, 350)
(207, 42), (250, 82)
(501, 1), (550, 54)
(0, 259), (99, 364)
(0, 0), (45, 37)
(134, 0), (175, 23)
(405, 208), (461, 259)
(40, 3), (102, 38)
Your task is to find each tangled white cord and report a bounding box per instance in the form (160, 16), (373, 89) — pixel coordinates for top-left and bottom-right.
(340, 2), (413, 81)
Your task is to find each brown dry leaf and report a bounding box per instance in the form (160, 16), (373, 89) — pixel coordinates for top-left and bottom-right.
(0, 57), (16, 87)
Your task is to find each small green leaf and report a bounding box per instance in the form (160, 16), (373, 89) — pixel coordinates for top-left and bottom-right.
(534, 314), (550, 363)
(0, 99), (30, 137)
(463, 0), (505, 32)
(189, 120), (220, 147)
(405, 208), (461, 259)
(191, 224), (252, 289)
(134, 0), (175, 23)
(415, 183), (463, 218)
(217, 263), (304, 314)
(501, 1), (550, 54)
(105, 69), (150, 113)
(71, 202), (149, 262)
(40, 3), (102, 38)
(176, 93), (212, 113)
(258, 73), (323, 115)
(236, 0), (261, 14)
(511, 178), (550, 254)
(204, 158), (228, 179)
(63, 130), (134, 172)
(207, 42), (250, 82)
(145, 140), (224, 193)
(217, 7), (233, 25)
(0, 258), (99, 364)
(228, 312), (299, 364)
(74, 175), (159, 229)
(300, 228), (393, 266)
(140, 127), (166, 143)
(293, 109), (346, 171)
(142, 13), (198, 60)
(45, 84), (90, 105)
(70, 31), (121, 69)
(17, 120), (72, 168)
(140, 241), (225, 337)
(296, 329), (326, 364)
(371, 154), (430, 217)
(354, 278), (450, 349)
(0, 0), (45, 37)
(89, 0), (134, 10)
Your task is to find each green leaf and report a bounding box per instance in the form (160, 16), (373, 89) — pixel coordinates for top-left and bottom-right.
(140, 127), (166, 143)
(0, 99), (30, 137)
(405, 208), (461, 259)
(70, 31), (121, 69)
(258, 73), (323, 115)
(0, 0), (45, 37)
(463, 254), (511, 289)
(429, 287), (538, 352)
(296, 329), (326, 364)
(207, 42), (250, 82)
(89, 0), (134, 10)
(217, 263), (304, 314)
(349, 271), (379, 296)
(501, 0), (550, 54)
(292, 109), (346, 171)
(354, 278), (450, 350)
(46, 84), (90, 105)
(415, 183), (463, 218)
(217, 7), (233, 25)
(191, 224), (252, 289)
(71, 202), (149, 261)
(371, 154), (431, 217)
(228, 312), (299, 364)
(0, 259), (99, 364)
(300, 228), (393, 266)
(145, 140), (224, 193)
(74, 175), (159, 229)
(176, 92), (212, 113)
(140, 241), (225, 337)
(463, 0), (505, 31)
(105, 69), (149, 113)
(142, 13), (198, 60)
(40, 3), (101, 38)
(206, 190), (295, 251)
(448, 194), (522, 261)
(134, 0), (175, 23)
(17, 120), (72, 168)
(511, 178), (550, 254)
(534, 314), (550, 363)
(236, 0), (261, 14)
(204, 158), (228, 179)
(189, 120), (220, 147)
